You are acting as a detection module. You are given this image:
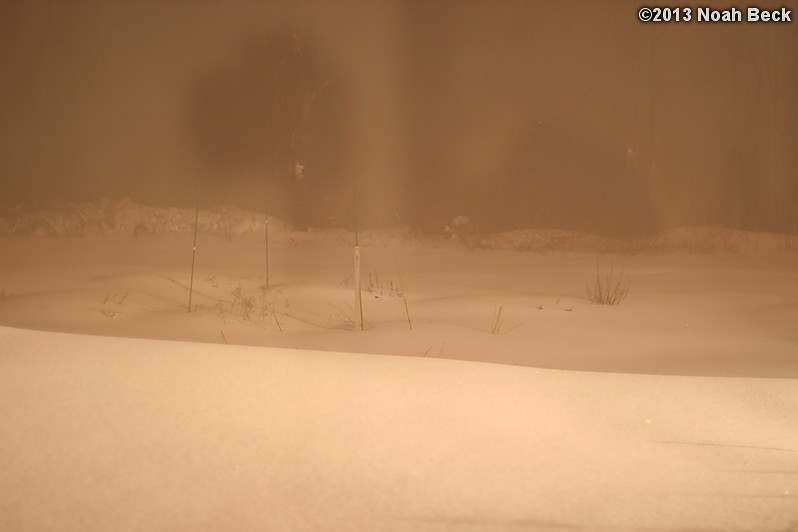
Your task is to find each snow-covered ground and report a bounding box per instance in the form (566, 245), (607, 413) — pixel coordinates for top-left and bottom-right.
(1, 201), (797, 531)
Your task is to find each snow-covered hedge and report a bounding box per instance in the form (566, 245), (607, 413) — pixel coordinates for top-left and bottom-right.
(0, 199), (282, 238)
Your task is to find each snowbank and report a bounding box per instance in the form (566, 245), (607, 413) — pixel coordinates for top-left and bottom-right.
(0, 199), (288, 239)
(2, 199), (796, 255)
(1, 325), (797, 532)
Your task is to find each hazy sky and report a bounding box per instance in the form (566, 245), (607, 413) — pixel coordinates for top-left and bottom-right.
(1, 0), (795, 233)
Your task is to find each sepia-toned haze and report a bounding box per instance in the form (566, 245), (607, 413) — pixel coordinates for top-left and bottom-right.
(1, 0), (795, 235)
(2, 5), (798, 529)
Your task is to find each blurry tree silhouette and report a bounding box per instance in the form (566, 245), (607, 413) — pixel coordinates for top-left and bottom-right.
(724, 26), (796, 235)
(751, 26), (795, 235)
(187, 23), (343, 228)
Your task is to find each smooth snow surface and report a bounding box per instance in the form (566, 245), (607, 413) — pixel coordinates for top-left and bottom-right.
(2, 326), (797, 532)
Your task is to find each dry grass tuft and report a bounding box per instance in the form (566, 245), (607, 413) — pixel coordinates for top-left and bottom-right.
(586, 263), (630, 306)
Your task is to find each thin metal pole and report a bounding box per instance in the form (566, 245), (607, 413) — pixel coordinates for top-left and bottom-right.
(354, 245), (362, 330)
(265, 214), (270, 290)
(353, 192), (363, 330)
(265, 175), (270, 290)
(188, 199), (199, 312)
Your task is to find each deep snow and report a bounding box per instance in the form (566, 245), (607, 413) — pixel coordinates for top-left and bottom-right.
(2, 326), (798, 532)
(1, 201), (797, 531)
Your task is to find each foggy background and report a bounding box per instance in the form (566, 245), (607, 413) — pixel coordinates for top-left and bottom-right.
(1, 0), (795, 236)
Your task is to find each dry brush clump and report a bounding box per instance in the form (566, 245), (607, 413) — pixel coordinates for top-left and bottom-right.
(228, 283), (285, 331)
(586, 263), (630, 305)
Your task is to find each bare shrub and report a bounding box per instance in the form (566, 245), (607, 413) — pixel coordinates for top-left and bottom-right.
(586, 263), (630, 306)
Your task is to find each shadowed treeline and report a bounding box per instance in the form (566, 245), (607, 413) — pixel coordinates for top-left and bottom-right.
(1, 0), (795, 236)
